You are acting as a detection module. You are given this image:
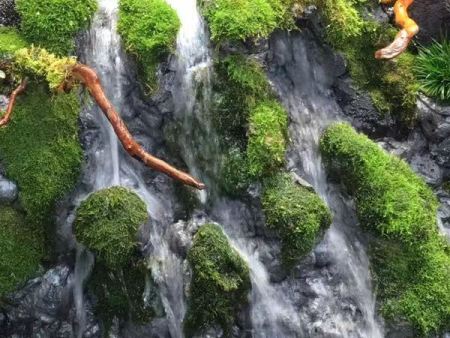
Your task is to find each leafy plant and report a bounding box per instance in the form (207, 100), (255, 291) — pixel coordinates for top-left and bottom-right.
(415, 40), (450, 102)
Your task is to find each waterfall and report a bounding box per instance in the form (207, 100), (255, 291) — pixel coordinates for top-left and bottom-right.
(268, 30), (384, 337)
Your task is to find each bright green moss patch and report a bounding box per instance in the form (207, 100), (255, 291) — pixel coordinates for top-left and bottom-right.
(0, 84), (82, 227)
(247, 100), (287, 177)
(16, 0), (97, 55)
(0, 27), (28, 57)
(0, 206), (43, 296)
(415, 40), (450, 102)
(118, 0), (180, 91)
(88, 260), (163, 331)
(184, 223), (251, 337)
(319, 1), (419, 126)
(320, 123), (450, 334)
(74, 187), (148, 269)
(262, 173), (331, 268)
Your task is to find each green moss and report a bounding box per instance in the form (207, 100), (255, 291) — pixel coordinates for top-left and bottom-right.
(247, 100), (287, 178)
(118, 0), (180, 91)
(0, 27), (28, 57)
(74, 187), (148, 269)
(184, 223), (251, 337)
(319, 1), (419, 126)
(320, 122), (450, 334)
(219, 147), (251, 196)
(0, 84), (82, 227)
(88, 260), (163, 331)
(16, 0), (97, 55)
(415, 40), (450, 102)
(0, 206), (43, 296)
(262, 173), (331, 268)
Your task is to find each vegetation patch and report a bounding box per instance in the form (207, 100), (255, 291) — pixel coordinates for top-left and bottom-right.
(0, 28), (28, 57)
(0, 83), (82, 227)
(74, 186), (148, 269)
(0, 206), (43, 296)
(320, 122), (450, 335)
(118, 0), (180, 91)
(88, 260), (163, 331)
(318, 0), (419, 127)
(415, 40), (450, 103)
(184, 223), (251, 337)
(16, 0), (97, 55)
(199, 0), (296, 42)
(262, 173), (332, 268)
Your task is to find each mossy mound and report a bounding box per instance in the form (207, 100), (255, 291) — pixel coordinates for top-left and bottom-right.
(200, 0), (295, 42)
(0, 84), (82, 228)
(16, 0), (97, 55)
(0, 27), (28, 57)
(118, 0), (180, 91)
(318, 0), (419, 127)
(0, 206), (43, 296)
(184, 223), (251, 337)
(74, 187), (148, 269)
(88, 260), (163, 331)
(320, 122), (450, 335)
(262, 173), (332, 268)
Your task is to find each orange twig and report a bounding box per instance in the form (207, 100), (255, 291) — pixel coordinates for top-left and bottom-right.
(0, 78), (28, 127)
(375, 0), (419, 59)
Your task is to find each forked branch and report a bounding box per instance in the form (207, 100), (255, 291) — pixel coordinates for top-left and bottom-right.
(375, 0), (418, 60)
(0, 78), (28, 127)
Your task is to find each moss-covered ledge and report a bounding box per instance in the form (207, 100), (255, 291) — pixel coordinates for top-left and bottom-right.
(16, 0), (97, 55)
(320, 122), (450, 335)
(118, 0), (180, 91)
(184, 223), (251, 337)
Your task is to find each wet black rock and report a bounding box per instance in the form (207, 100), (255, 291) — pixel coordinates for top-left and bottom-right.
(0, 0), (20, 27)
(0, 173), (17, 203)
(0, 264), (100, 338)
(410, 0), (450, 44)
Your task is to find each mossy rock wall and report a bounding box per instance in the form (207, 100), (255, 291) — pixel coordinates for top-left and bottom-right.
(320, 122), (450, 335)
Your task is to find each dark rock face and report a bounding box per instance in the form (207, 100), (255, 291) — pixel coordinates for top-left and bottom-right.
(0, 264), (100, 338)
(0, 0), (20, 27)
(410, 0), (450, 43)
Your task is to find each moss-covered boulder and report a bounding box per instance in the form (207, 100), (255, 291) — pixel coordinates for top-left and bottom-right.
(118, 0), (180, 90)
(88, 260), (163, 331)
(16, 0), (97, 55)
(262, 173), (332, 269)
(0, 206), (43, 296)
(184, 223), (251, 337)
(74, 187), (148, 269)
(320, 122), (450, 335)
(0, 84), (82, 227)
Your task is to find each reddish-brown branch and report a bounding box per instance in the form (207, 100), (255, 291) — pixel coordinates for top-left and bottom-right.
(375, 0), (418, 60)
(71, 64), (206, 190)
(0, 78), (28, 127)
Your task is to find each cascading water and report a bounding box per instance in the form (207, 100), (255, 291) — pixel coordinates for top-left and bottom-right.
(267, 30), (384, 337)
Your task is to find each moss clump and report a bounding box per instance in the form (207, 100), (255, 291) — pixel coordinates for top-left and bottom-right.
(88, 260), (163, 331)
(415, 40), (450, 103)
(0, 206), (43, 296)
(247, 100), (287, 178)
(118, 0), (180, 91)
(16, 0), (97, 55)
(74, 187), (148, 269)
(320, 122), (450, 335)
(0, 27), (28, 57)
(184, 223), (251, 337)
(318, 1), (419, 127)
(0, 84), (82, 227)
(262, 173), (331, 268)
